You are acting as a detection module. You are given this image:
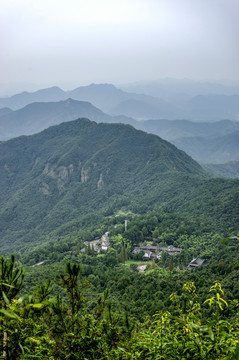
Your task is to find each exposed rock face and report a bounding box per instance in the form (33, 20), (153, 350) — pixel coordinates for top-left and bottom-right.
(97, 173), (104, 189)
(42, 163), (75, 191)
(40, 182), (51, 195)
(68, 164), (74, 174)
(81, 168), (89, 183)
(4, 164), (13, 175)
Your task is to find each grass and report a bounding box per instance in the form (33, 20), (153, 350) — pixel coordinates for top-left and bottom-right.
(124, 260), (149, 265)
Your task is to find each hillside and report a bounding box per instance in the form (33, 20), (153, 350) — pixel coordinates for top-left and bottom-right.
(0, 98), (137, 140)
(0, 118), (204, 253)
(0, 118), (238, 258)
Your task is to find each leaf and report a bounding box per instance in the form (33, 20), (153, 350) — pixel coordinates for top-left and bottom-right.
(2, 291), (10, 305)
(29, 303), (43, 308)
(220, 298), (228, 307)
(0, 282), (15, 288)
(0, 309), (20, 320)
(208, 328), (214, 341)
(222, 237), (230, 245)
(19, 343), (25, 354)
(222, 236), (238, 245)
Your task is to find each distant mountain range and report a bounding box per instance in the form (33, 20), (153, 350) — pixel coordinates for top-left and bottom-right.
(204, 161), (239, 179)
(1, 82), (239, 121)
(172, 130), (239, 164)
(0, 98), (136, 140)
(185, 95), (239, 121)
(135, 119), (239, 141)
(135, 119), (239, 165)
(0, 98), (239, 166)
(0, 84), (178, 120)
(121, 78), (239, 102)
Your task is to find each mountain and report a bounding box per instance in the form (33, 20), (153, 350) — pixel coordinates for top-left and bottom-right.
(173, 130), (239, 164)
(134, 119), (239, 141)
(204, 161), (239, 179)
(110, 98), (179, 120)
(2, 82), (239, 122)
(0, 118), (238, 257)
(0, 83), (177, 118)
(185, 95), (239, 121)
(0, 86), (66, 110)
(1, 97), (239, 165)
(0, 98), (137, 141)
(131, 119), (239, 164)
(0, 107), (13, 117)
(121, 78), (239, 103)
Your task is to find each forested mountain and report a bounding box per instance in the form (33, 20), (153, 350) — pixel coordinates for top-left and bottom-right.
(0, 118), (203, 253)
(1, 117), (239, 359)
(0, 118), (238, 258)
(0, 98), (136, 140)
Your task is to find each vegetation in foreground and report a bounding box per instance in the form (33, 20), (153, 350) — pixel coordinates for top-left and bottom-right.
(1, 251), (239, 359)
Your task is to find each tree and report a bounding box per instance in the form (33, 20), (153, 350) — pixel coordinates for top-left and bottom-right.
(120, 242), (128, 264)
(0, 255), (24, 304)
(0, 255), (24, 359)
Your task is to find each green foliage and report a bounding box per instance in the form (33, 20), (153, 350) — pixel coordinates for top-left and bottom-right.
(0, 255), (24, 304)
(0, 118), (238, 257)
(1, 261), (239, 359)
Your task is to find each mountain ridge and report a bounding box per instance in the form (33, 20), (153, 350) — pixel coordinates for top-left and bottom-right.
(0, 118), (206, 254)
(0, 98), (137, 140)
(0, 117), (238, 257)
(0, 83), (176, 118)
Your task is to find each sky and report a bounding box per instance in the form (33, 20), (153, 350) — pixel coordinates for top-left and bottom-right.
(1, 0), (239, 94)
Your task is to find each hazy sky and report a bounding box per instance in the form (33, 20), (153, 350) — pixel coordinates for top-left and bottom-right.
(1, 0), (239, 93)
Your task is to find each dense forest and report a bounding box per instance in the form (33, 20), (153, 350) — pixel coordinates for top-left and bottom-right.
(0, 118), (239, 359)
(1, 239), (239, 359)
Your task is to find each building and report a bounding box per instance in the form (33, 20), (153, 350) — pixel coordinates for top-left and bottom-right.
(133, 244), (182, 260)
(83, 232), (111, 253)
(187, 257), (205, 270)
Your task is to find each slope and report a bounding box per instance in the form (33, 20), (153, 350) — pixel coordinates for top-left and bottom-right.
(0, 98), (137, 141)
(0, 118), (238, 257)
(0, 118), (203, 252)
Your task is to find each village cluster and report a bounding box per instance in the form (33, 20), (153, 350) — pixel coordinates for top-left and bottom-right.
(82, 232), (205, 271)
